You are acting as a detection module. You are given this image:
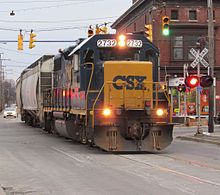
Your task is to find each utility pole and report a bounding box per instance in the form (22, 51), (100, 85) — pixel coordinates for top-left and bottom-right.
(208, 0), (215, 133)
(0, 53), (4, 112)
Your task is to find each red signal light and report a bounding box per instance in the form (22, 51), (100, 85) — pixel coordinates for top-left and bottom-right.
(200, 75), (213, 88)
(185, 76), (199, 88)
(177, 84), (186, 93)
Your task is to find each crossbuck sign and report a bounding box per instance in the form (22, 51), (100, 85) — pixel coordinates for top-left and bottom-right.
(190, 48), (209, 68)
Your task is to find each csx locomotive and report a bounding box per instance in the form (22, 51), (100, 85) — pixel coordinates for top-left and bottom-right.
(16, 33), (174, 152)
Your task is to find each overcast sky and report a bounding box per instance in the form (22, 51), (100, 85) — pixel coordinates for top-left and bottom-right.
(0, 0), (131, 81)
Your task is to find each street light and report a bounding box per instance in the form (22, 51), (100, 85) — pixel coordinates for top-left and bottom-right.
(10, 10), (15, 16)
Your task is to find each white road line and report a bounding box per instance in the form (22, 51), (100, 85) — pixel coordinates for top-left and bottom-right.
(52, 147), (85, 164)
(120, 155), (220, 188)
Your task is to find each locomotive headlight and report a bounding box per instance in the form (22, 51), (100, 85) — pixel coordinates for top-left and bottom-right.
(156, 108), (164, 117)
(103, 108), (111, 117)
(118, 34), (126, 47)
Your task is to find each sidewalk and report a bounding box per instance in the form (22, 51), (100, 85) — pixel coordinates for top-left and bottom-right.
(176, 125), (220, 146)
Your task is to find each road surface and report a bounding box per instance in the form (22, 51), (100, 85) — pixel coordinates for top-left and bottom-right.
(0, 116), (220, 195)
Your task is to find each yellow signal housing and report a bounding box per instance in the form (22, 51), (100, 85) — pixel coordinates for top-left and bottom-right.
(162, 16), (170, 36)
(101, 26), (108, 34)
(29, 31), (36, 49)
(95, 24), (102, 34)
(17, 34), (23, 50)
(101, 23), (108, 34)
(88, 25), (94, 37)
(145, 24), (153, 42)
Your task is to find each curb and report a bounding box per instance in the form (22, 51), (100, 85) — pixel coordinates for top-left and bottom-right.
(0, 187), (6, 195)
(177, 135), (220, 146)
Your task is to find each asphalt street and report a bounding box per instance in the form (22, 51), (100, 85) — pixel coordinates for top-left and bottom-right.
(0, 116), (220, 195)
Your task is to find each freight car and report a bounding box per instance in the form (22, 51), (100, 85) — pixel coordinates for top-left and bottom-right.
(17, 55), (54, 126)
(17, 33), (174, 152)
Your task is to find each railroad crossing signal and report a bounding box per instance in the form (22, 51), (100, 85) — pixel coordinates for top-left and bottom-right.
(190, 48), (209, 68)
(144, 24), (153, 42)
(162, 16), (170, 36)
(17, 30), (23, 50)
(29, 30), (36, 49)
(185, 75), (199, 88)
(200, 75), (214, 87)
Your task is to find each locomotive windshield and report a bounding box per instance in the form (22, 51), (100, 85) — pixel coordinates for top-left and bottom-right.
(99, 48), (141, 61)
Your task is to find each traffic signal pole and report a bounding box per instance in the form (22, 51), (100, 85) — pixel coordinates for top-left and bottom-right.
(197, 51), (202, 134)
(208, 0), (214, 133)
(183, 64), (187, 125)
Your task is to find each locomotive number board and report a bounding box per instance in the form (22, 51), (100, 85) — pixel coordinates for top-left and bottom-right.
(97, 39), (143, 48)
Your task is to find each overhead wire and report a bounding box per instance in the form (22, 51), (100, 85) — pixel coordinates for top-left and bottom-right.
(0, 0), (99, 3)
(0, 0), (102, 13)
(0, 0), (99, 4)
(0, 46), (41, 56)
(0, 22), (113, 32)
(0, 16), (118, 24)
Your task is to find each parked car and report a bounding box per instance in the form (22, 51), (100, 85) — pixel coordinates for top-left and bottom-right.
(215, 112), (220, 124)
(3, 107), (17, 118)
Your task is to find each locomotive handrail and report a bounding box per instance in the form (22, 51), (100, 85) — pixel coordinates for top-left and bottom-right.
(92, 84), (105, 128)
(84, 62), (95, 126)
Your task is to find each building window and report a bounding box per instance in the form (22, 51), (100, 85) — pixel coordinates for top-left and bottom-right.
(172, 34), (206, 61)
(171, 10), (179, 20)
(207, 10), (215, 20)
(189, 10), (197, 20)
(173, 36), (183, 60)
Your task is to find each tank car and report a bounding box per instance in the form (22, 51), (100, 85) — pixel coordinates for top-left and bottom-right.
(18, 33), (174, 152)
(17, 55), (54, 127)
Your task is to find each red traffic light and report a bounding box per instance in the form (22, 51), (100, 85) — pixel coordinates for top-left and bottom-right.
(185, 75), (199, 88)
(200, 75), (213, 87)
(177, 84), (186, 93)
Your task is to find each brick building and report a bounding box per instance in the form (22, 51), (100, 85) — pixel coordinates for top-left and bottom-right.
(112, 0), (220, 114)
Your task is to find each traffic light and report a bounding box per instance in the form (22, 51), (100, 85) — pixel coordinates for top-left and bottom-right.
(162, 16), (170, 36)
(17, 32), (23, 50)
(29, 30), (36, 49)
(88, 25), (94, 37)
(144, 24), (153, 41)
(100, 22), (108, 34)
(95, 24), (101, 34)
(185, 75), (199, 88)
(200, 75), (213, 87)
(177, 84), (186, 93)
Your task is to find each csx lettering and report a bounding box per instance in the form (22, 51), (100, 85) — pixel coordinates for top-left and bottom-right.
(112, 75), (146, 90)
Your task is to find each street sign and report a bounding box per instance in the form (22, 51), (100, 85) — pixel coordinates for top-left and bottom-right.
(168, 77), (185, 87)
(196, 86), (203, 92)
(190, 48), (209, 68)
